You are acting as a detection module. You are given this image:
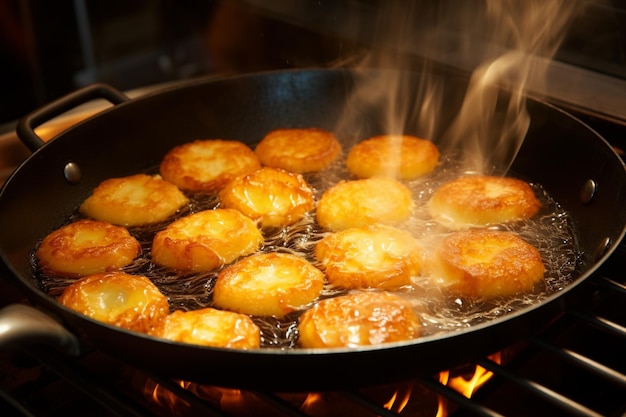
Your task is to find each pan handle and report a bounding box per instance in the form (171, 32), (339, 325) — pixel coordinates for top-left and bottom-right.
(0, 304), (81, 355)
(16, 83), (129, 152)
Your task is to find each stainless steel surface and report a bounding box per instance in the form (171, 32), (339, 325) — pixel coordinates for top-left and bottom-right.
(0, 304), (80, 355)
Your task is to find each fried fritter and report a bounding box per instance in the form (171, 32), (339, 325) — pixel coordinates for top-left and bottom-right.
(316, 225), (422, 290)
(58, 272), (169, 334)
(213, 252), (325, 318)
(425, 229), (545, 298)
(151, 209), (263, 272)
(298, 291), (421, 348)
(160, 139), (261, 193)
(36, 219), (141, 277)
(152, 308), (261, 349)
(219, 167), (314, 228)
(316, 177), (414, 231)
(428, 175), (541, 229)
(79, 174), (188, 226)
(255, 128), (341, 173)
(346, 134), (439, 179)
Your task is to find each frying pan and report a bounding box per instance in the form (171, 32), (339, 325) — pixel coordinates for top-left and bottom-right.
(1, 69), (625, 391)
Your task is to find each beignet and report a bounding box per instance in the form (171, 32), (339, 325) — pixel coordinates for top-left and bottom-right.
(298, 291), (421, 348)
(79, 174), (188, 226)
(213, 252), (325, 318)
(160, 139), (261, 193)
(219, 167), (314, 228)
(346, 134), (439, 179)
(428, 175), (541, 229)
(58, 272), (169, 333)
(255, 128), (341, 173)
(316, 225), (422, 290)
(151, 209), (263, 272)
(36, 219), (141, 277)
(425, 228), (545, 298)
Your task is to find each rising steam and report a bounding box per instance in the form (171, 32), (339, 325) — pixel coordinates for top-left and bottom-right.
(339, 0), (580, 174)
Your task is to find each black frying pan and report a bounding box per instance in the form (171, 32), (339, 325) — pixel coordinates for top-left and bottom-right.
(1, 69), (625, 391)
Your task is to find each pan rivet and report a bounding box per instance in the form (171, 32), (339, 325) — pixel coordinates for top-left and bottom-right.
(594, 237), (611, 262)
(580, 179), (597, 204)
(63, 162), (82, 184)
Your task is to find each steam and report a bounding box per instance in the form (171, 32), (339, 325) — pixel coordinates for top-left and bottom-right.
(338, 0), (580, 174)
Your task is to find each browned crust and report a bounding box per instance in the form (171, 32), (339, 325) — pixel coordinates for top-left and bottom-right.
(428, 175), (541, 228)
(151, 209), (263, 272)
(426, 229), (545, 298)
(151, 308), (261, 349)
(315, 225), (422, 290)
(346, 134), (440, 179)
(58, 272), (169, 334)
(298, 291), (421, 348)
(160, 139), (261, 193)
(213, 252), (325, 318)
(219, 167), (314, 228)
(255, 128), (342, 173)
(36, 219), (141, 277)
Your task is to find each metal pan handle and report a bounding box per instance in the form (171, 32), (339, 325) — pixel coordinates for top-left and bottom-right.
(16, 83), (129, 152)
(0, 304), (81, 355)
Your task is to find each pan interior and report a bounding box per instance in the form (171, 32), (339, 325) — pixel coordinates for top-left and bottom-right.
(2, 69), (625, 356)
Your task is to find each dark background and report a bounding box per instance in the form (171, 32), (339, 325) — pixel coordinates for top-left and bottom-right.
(2, 0), (626, 125)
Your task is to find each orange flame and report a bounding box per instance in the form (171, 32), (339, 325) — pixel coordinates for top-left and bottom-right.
(301, 392), (322, 410)
(142, 379), (192, 416)
(383, 383), (412, 414)
(436, 352), (502, 417)
(447, 353), (501, 398)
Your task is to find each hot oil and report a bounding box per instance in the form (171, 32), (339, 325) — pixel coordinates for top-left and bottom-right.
(35, 153), (580, 348)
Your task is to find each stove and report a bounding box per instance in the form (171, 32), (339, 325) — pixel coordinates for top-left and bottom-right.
(0, 100), (624, 417)
(1, 2), (626, 416)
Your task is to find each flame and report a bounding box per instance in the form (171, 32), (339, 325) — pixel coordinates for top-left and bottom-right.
(301, 392), (322, 410)
(141, 379), (192, 416)
(383, 383), (412, 414)
(436, 352), (503, 417)
(136, 353), (501, 417)
(446, 352), (501, 398)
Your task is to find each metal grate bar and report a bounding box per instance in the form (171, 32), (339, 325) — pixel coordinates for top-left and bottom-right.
(418, 377), (505, 417)
(341, 390), (402, 417)
(596, 275), (626, 295)
(477, 357), (604, 417)
(146, 375), (229, 417)
(529, 336), (626, 389)
(0, 387), (37, 417)
(251, 391), (316, 417)
(566, 310), (626, 338)
(24, 346), (159, 417)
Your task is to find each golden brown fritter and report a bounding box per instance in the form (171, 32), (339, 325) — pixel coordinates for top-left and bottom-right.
(79, 174), (188, 226)
(36, 219), (141, 277)
(213, 252), (325, 318)
(58, 272), (169, 334)
(425, 229), (545, 298)
(346, 134), (439, 179)
(316, 177), (414, 231)
(255, 128), (341, 173)
(316, 225), (422, 290)
(298, 291), (421, 348)
(428, 175), (541, 229)
(219, 167), (314, 228)
(160, 139), (261, 193)
(151, 209), (263, 272)
(152, 308), (261, 349)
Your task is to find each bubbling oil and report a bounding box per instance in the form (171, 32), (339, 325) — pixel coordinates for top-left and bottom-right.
(35, 154), (580, 349)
